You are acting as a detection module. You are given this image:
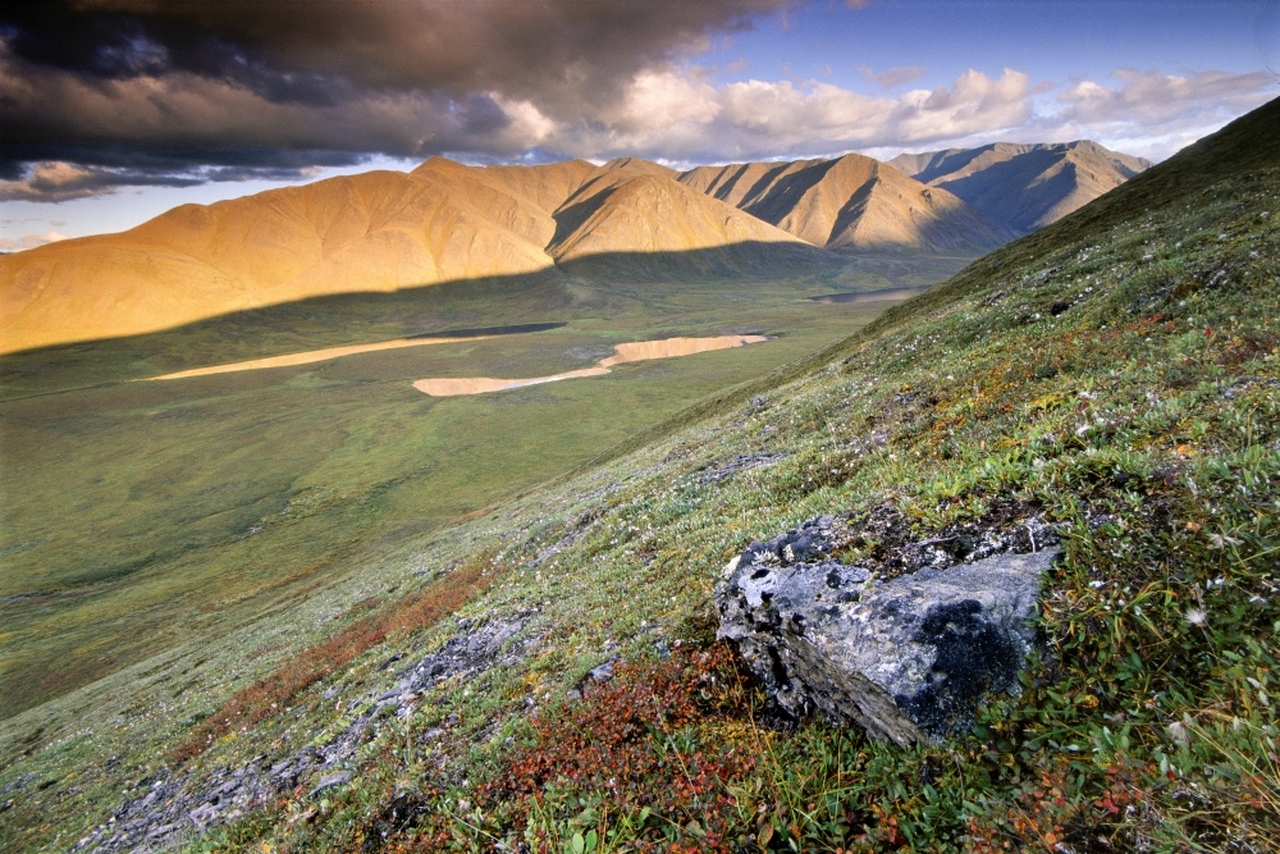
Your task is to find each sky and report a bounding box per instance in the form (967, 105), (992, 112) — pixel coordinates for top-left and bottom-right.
(1, 0), (1277, 250)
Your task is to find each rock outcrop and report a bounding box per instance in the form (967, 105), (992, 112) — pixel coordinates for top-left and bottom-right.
(716, 515), (1059, 744)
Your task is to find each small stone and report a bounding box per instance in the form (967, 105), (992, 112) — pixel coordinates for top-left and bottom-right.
(377, 652), (406, 671)
(147, 823), (179, 839)
(308, 771), (351, 798)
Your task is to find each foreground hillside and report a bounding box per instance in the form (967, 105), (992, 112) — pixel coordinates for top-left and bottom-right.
(1, 99), (1276, 853)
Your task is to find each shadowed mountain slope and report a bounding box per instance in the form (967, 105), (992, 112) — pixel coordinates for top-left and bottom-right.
(545, 157), (680, 251)
(891, 140), (1151, 233)
(548, 172), (817, 263)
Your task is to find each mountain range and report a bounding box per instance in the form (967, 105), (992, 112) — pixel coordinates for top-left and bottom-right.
(890, 139), (1151, 233)
(0, 140), (1146, 354)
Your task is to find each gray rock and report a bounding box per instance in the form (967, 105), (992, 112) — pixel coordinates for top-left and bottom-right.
(80, 612), (540, 854)
(717, 517), (1058, 745)
(308, 771), (351, 798)
(697, 452), (787, 484)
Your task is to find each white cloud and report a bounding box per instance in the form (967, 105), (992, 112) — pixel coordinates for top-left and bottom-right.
(537, 64), (1277, 164)
(0, 230), (68, 251)
(1060, 68), (1274, 125)
(859, 64), (928, 89)
(538, 67), (1042, 163)
(985, 67), (1278, 160)
(1047, 68), (1278, 156)
(617, 70), (721, 132)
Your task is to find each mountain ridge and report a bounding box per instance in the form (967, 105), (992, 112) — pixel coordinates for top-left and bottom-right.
(891, 139), (1152, 233)
(679, 152), (1019, 252)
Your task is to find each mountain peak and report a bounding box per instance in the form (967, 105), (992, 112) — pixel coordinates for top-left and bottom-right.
(549, 171), (812, 267)
(410, 155), (468, 176)
(600, 157), (675, 177)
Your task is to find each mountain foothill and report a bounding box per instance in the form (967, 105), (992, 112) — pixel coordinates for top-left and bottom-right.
(0, 140), (1148, 355)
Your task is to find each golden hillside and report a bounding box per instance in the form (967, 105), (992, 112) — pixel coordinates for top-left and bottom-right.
(0, 168), (557, 353)
(548, 172), (809, 261)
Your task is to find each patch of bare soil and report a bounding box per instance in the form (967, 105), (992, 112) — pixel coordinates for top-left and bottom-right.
(144, 336), (495, 381)
(413, 334), (767, 397)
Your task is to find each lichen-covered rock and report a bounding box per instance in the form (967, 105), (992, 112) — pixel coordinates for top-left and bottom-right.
(716, 516), (1058, 744)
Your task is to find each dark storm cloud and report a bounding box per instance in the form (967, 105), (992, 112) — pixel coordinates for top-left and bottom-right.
(4, 0), (786, 109)
(0, 162), (199, 202)
(0, 143), (365, 176)
(0, 0), (793, 199)
(3, 3), (348, 106)
(0, 158), (354, 203)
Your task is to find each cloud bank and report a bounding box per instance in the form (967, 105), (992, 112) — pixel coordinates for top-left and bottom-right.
(0, 229), (67, 251)
(1, 1), (1274, 202)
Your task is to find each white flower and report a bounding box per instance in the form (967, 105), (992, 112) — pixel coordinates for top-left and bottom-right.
(1184, 607), (1207, 627)
(1166, 720), (1192, 747)
(1206, 533), (1242, 550)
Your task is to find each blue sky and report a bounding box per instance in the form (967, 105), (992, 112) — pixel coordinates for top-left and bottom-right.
(2, 0), (1276, 249)
(719, 2), (1266, 87)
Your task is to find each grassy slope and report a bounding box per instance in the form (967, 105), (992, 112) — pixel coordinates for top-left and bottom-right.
(1, 101), (1277, 852)
(2, 259), (926, 719)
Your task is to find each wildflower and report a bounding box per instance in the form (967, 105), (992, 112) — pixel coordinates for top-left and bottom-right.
(1206, 532), (1242, 549)
(1184, 607), (1207, 627)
